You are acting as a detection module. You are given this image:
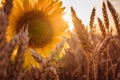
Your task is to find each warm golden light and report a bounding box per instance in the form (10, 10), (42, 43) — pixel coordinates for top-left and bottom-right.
(61, 0), (102, 26)
(63, 13), (74, 31)
(0, 0), (3, 8)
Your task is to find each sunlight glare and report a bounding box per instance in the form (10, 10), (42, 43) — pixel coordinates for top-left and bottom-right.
(0, 0), (2, 8)
(61, 0), (102, 25)
(63, 13), (74, 31)
(0, 0), (4, 8)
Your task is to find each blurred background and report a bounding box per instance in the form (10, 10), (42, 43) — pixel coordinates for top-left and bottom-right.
(61, 0), (120, 30)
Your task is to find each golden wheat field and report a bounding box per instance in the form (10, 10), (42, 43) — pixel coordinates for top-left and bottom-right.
(0, 0), (120, 80)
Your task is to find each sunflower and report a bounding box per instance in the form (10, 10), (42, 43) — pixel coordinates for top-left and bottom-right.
(7, 0), (68, 67)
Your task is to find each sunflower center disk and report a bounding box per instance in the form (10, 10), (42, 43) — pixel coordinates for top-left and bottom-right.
(17, 11), (54, 48)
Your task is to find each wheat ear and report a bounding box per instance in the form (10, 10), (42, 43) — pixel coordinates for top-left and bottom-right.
(89, 7), (96, 30)
(107, 1), (120, 35)
(3, 0), (13, 15)
(14, 26), (29, 80)
(102, 2), (109, 33)
(71, 7), (92, 53)
(98, 18), (106, 38)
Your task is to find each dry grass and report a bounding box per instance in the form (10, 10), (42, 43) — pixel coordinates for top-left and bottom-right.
(0, 0), (120, 80)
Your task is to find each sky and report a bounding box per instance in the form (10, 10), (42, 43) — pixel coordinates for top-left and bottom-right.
(0, 0), (120, 30)
(60, 0), (120, 30)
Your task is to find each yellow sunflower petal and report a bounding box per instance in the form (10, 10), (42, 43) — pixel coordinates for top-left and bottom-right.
(23, 48), (39, 68)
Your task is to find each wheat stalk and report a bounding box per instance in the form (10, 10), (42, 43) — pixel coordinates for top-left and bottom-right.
(0, 13), (7, 51)
(71, 7), (96, 80)
(71, 7), (92, 53)
(31, 50), (60, 80)
(0, 17), (24, 80)
(102, 2), (109, 33)
(89, 7), (96, 30)
(107, 1), (120, 35)
(3, 0), (13, 15)
(30, 40), (64, 80)
(98, 18), (106, 38)
(1, 29), (20, 80)
(30, 50), (44, 66)
(97, 37), (111, 54)
(0, 13), (8, 79)
(13, 26), (29, 80)
(3, 26), (29, 80)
